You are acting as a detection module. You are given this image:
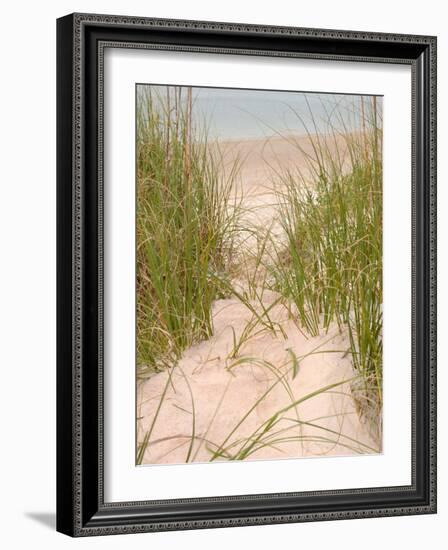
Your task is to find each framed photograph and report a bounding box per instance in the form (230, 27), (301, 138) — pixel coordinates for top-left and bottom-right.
(56, 13), (437, 536)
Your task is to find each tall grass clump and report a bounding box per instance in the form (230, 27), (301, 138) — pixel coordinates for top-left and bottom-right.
(271, 96), (383, 428)
(136, 86), (238, 377)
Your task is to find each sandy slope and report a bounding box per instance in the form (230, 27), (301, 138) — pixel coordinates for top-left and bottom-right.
(137, 135), (380, 465)
(212, 136), (316, 260)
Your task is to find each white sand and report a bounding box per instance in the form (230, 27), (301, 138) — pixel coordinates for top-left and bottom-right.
(138, 135), (380, 465)
(212, 136), (315, 262)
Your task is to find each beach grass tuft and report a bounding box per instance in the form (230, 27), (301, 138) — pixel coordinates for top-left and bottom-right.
(136, 86), (240, 376)
(269, 96), (383, 425)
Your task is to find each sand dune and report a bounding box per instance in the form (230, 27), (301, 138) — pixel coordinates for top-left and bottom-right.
(138, 293), (378, 464)
(137, 135), (380, 465)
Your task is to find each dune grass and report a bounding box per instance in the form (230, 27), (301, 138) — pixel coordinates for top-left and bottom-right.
(136, 86), (240, 376)
(269, 96), (383, 424)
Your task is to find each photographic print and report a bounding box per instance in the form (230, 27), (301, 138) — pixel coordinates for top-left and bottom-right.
(135, 85), (383, 465)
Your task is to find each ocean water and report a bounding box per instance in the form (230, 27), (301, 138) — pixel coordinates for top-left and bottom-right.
(137, 85), (382, 141)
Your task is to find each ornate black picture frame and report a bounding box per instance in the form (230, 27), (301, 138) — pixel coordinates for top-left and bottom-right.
(56, 13), (437, 537)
